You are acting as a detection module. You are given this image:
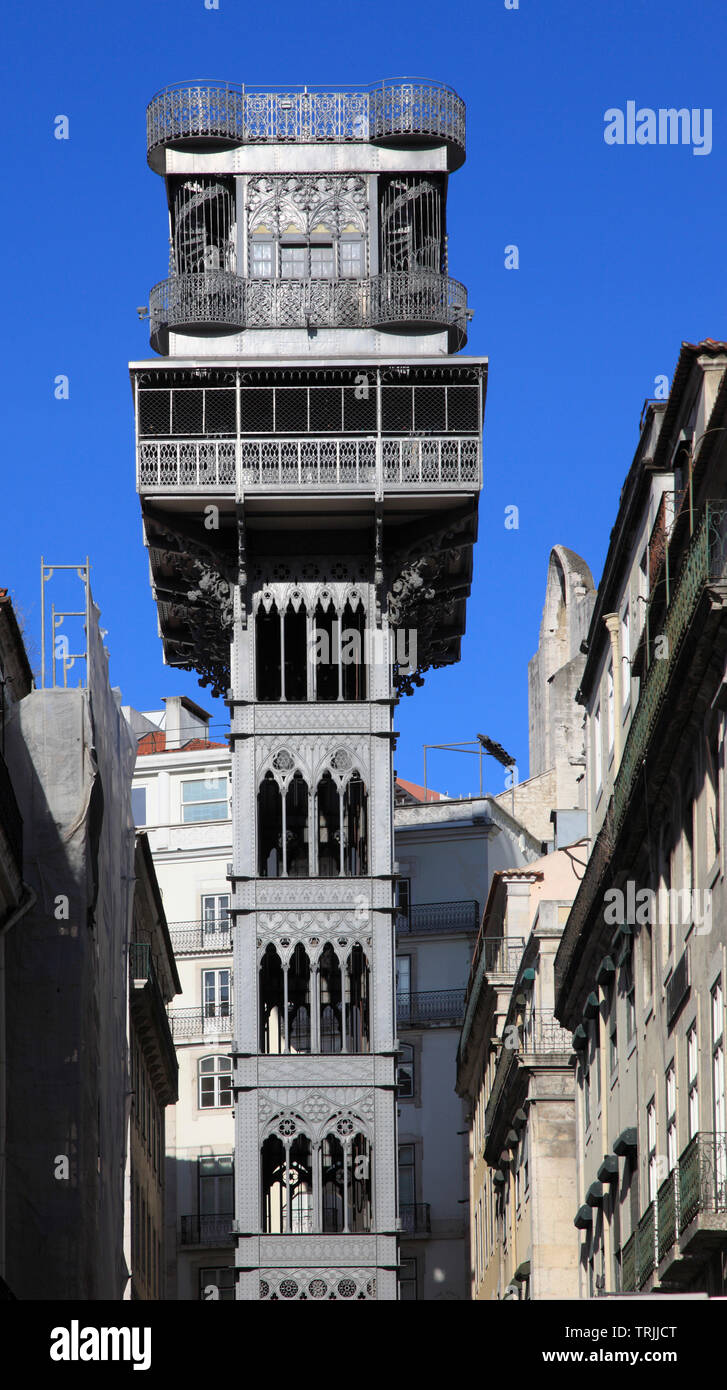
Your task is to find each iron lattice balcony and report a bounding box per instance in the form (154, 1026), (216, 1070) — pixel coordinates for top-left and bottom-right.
(399, 1203), (432, 1235)
(168, 919), (232, 955)
(678, 1131), (727, 1236)
(396, 899), (479, 936)
(520, 1009), (573, 1055)
(397, 989), (466, 1027)
(180, 1213), (235, 1246)
(167, 1006), (233, 1039)
(138, 434), (480, 493)
(148, 270), (469, 352)
(147, 79), (466, 172)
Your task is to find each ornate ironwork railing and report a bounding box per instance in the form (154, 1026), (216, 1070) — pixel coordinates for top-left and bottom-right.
(0, 748), (22, 869)
(678, 1132), (727, 1233)
(636, 1202), (656, 1287)
(647, 488), (687, 595)
(397, 899), (479, 935)
(168, 1006), (234, 1039)
(620, 1233), (636, 1292)
(147, 79), (466, 168)
(138, 435), (481, 492)
(520, 1009), (573, 1055)
(148, 271), (468, 346)
(657, 1168), (678, 1265)
(397, 989), (466, 1027)
(180, 1213), (235, 1246)
(615, 502), (727, 835)
(399, 1203), (431, 1234)
(168, 919), (232, 955)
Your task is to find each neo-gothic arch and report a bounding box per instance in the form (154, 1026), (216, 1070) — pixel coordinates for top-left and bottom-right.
(321, 1110), (371, 1144)
(314, 746), (367, 786)
(256, 934), (372, 968)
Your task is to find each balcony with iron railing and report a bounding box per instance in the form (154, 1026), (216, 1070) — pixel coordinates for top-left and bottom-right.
(678, 1131), (727, 1248)
(399, 1203), (432, 1235)
(558, 501), (727, 1000)
(180, 1213), (235, 1246)
(168, 918), (231, 956)
(148, 270), (469, 354)
(396, 899), (479, 936)
(167, 1005), (234, 1040)
(146, 79), (466, 172)
(397, 989), (466, 1028)
(519, 1009), (573, 1056)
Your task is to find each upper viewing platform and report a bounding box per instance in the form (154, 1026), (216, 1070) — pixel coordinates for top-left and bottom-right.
(147, 79), (466, 174)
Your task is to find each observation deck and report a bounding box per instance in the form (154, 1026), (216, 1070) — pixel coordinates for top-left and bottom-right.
(147, 79), (466, 174)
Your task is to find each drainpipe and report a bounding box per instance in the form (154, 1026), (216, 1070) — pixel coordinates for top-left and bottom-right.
(604, 615), (623, 770)
(0, 884), (37, 1290)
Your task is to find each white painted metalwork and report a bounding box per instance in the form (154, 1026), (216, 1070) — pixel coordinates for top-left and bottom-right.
(138, 434), (480, 491)
(147, 79), (466, 170)
(148, 270), (468, 346)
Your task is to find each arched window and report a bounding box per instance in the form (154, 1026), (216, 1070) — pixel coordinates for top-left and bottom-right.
(198, 1055), (233, 1109)
(317, 771), (341, 876)
(316, 765), (368, 878)
(349, 1133), (372, 1233)
(344, 771), (368, 875)
(341, 600), (366, 701)
(257, 766), (310, 878)
(288, 943), (311, 1053)
(319, 944), (343, 1053)
(256, 601), (281, 701)
(260, 943), (311, 1054)
(259, 944), (284, 1054)
(286, 772), (309, 877)
(347, 945), (370, 1054)
(258, 772), (282, 876)
(322, 1134), (345, 1231)
(261, 1130), (313, 1234)
(314, 600), (339, 702)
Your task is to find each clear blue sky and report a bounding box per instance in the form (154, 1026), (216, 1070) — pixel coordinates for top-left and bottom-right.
(4, 0), (726, 793)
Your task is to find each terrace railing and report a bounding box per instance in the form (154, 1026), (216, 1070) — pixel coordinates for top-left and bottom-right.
(396, 899), (479, 935)
(168, 919), (232, 955)
(147, 79), (466, 170)
(397, 989), (466, 1027)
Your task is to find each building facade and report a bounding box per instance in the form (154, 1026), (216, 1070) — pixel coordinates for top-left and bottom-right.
(555, 340), (727, 1297)
(3, 589), (137, 1299)
(125, 697), (236, 1301)
(395, 790), (542, 1299)
(127, 833), (181, 1300)
(133, 76), (485, 1300)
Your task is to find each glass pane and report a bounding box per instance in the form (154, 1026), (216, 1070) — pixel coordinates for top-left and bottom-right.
(183, 779), (227, 802)
(131, 787), (147, 826)
(311, 245), (334, 277)
(281, 245), (307, 278)
(183, 801), (227, 823)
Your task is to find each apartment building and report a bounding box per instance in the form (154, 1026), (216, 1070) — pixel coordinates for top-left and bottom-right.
(555, 340), (727, 1297)
(395, 789), (541, 1299)
(457, 842), (586, 1300)
(125, 696), (235, 1301)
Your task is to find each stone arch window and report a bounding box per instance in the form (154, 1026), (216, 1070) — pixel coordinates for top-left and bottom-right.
(261, 1123), (313, 1234)
(257, 762), (310, 877)
(315, 759), (368, 877)
(262, 1112), (372, 1235)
